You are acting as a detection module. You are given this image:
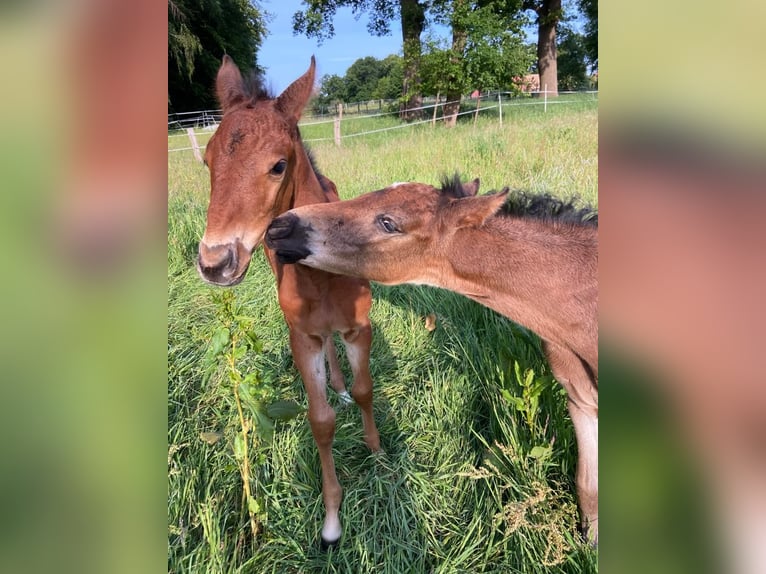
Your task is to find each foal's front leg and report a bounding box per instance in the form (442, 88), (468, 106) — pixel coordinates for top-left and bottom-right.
(289, 329), (343, 547)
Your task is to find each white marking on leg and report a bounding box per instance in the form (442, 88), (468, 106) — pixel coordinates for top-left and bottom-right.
(337, 390), (353, 405)
(322, 513), (342, 543)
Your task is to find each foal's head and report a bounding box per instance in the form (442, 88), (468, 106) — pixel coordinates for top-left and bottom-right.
(197, 56), (316, 286)
(266, 176), (507, 285)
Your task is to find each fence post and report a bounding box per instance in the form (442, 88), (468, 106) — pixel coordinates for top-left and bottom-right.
(473, 92), (481, 126)
(432, 92), (440, 126)
(544, 84), (548, 113)
(498, 93), (503, 126)
(186, 128), (203, 163)
(334, 103), (342, 147)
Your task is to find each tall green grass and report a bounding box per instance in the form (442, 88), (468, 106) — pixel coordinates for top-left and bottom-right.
(168, 100), (597, 573)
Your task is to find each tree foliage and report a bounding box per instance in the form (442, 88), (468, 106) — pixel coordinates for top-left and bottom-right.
(556, 26), (588, 90)
(292, 0), (426, 118)
(421, 1), (532, 96)
(420, 0), (532, 125)
(314, 55), (404, 109)
(168, 0), (269, 113)
(292, 0), (397, 40)
(577, 0), (597, 69)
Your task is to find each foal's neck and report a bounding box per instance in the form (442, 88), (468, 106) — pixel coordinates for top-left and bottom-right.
(289, 145), (328, 209)
(442, 217), (597, 349)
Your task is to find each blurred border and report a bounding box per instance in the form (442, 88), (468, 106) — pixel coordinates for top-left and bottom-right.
(601, 1), (766, 573)
(0, 0), (764, 573)
(0, 1), (166, 573)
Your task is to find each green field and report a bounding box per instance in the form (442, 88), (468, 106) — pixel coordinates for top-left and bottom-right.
(168, 98), (598, 573)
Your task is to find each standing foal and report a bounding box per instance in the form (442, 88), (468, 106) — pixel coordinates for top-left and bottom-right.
(266, 176), (599, 544)
(196, 56), (380, 547)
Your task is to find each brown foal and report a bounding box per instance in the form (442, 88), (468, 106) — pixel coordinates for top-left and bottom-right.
(266, 176), (599, 544)
(196, 56), (380, 547)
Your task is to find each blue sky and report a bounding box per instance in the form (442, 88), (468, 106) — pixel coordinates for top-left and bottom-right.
(258, 0), (405, 93)
(255, 0), (577, 93)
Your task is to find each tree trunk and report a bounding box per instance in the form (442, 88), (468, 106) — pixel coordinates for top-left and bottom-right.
(443, 23), (467, 128)
(399, 0), (425, 121)
(536, 0), (560, 98)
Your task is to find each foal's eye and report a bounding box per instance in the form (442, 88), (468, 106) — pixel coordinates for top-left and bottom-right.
(271, 159), (287, 175)
(377, 215), (400, 234)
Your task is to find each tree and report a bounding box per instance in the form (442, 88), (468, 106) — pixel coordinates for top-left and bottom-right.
(317, 74), (348, 106)
(344, 57), (385, 101)
(292, 0), (427, 119)
(313, 54), (403, 112)
(556, 26), (588, 90)
(578, 0), (597, 70)
(423, 0), (531, 126)
(523, 0), (562, 97)
(168, 0), (268, 113)
(374, 55), (405, 100)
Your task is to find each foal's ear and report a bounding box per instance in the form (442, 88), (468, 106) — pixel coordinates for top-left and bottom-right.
(276, 56), (316, 124)
(449, 189), (509, 228)
(216, 55), (246, 112)
(462, 178), (480, 197)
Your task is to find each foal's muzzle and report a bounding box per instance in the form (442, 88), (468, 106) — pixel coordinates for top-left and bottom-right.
(197, 240), (250, 286)
(265, 213), (313, 264)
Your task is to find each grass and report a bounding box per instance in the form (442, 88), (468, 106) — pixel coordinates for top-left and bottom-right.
(168, 98), (598, 573)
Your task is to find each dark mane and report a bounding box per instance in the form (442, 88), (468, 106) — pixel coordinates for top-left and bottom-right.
(439, 174), (477, 198)
(439, 174), (597, 227)
(500, 189), (598, 227)
(241, 70), (274, 105)
(305, 146), (330, 195)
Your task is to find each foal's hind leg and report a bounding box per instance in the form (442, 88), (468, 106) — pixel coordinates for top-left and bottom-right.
(543, 342), (599, 545)
(324, 337), (352, 406)
(341, 323), (381, 452)
(289, 329), (343, 546)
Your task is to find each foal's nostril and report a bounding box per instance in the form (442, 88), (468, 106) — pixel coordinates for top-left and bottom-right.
(265, 213), (298, 245)
(197, 242), (238, 282)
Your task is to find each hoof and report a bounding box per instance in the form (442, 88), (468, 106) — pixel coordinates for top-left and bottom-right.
(320, 536), (340, 551)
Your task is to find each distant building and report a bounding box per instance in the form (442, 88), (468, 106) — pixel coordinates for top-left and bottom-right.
(512, 74), (540, 93)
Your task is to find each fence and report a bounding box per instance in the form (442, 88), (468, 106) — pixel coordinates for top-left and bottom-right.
(168, 89), (598, 158)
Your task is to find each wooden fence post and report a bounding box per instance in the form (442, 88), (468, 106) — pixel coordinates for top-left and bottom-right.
(333, 118), (341, 147)
(334, 103), (343, 147)
(498, 93), (503, 126)
(432, 92), (439, 126)
(187, 128), (202, 163)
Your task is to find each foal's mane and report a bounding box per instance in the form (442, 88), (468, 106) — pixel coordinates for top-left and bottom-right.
(440, 174), (598, 227)
(240, 70), (275, 106)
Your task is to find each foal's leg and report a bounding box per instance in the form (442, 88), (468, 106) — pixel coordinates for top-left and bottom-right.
(324, 337), (352, 406)
(341, 323), (381, 452)
(543, 342), (599, 545)
(289, 329), (343, 546)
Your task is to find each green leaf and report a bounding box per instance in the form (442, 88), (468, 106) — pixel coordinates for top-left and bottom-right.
(233, 434), (245, 460)
(266, 400), (305, 421)
(247, 495), (261, 515)
(253, 408), (275, 444)
(199, 431), (222, 445)
(529, 445), (551, 460)
(245, 330), (263, 353)
(208, 326), (230, 358)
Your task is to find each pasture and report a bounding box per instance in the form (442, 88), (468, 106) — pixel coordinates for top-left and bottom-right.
(168, 98), (598, 573)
